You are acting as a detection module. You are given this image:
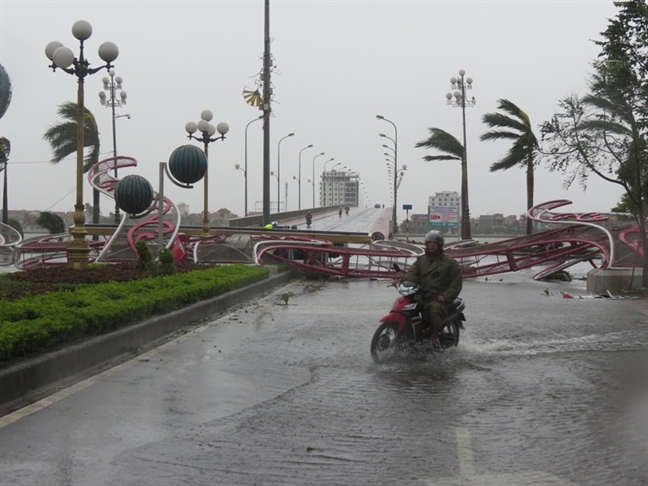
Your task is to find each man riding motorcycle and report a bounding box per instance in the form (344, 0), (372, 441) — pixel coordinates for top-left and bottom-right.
(398, 230), (462, 350)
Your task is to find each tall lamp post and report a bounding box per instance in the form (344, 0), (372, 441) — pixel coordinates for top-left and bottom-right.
(0, 137), (9, 225)
(45, 20), (119, 269)
(446, 69), (475, 240)
(311, 152), (325, 208)
(99, 69), (129, 224)
(297, 144), (313, 210)
(185, 110), (229, 236)
(276, 132), (294, 213)
(234, 163), (246, 215)
(1, 159), (6, 225)
(244, 115), (263, 216)
(376, 114), (398, 236)
(323, 158), (336, 172)
(270, 170), (279, 211)
(380, 132), (397, 230)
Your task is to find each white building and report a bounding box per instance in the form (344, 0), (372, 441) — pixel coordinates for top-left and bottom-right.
(428, 190), (460, 235)
(320, 170), (360, 207)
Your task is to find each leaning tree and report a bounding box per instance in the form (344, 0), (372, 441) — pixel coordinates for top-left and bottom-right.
(540, 0), (648, 286)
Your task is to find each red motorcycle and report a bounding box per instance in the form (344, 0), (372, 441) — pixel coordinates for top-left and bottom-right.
(370, 280), (466, 362)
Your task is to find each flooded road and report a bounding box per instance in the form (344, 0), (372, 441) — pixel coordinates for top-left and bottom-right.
(1, 267), (646, 485)
(295, 206), (389, 235)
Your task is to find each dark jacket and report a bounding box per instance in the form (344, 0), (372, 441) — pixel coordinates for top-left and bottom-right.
(404, 250), (462, 303)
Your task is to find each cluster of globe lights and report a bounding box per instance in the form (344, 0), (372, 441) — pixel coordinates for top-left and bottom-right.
(45, 20), (119, 73)
(185, 110), (229, 141)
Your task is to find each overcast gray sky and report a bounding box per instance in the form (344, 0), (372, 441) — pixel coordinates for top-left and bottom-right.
(0, 0), (624, 223)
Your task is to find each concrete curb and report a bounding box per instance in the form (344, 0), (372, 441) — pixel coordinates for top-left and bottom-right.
(587, 268), (644, 294)
(0, 271), (295, 415)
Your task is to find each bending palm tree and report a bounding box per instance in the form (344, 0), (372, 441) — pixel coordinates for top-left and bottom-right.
(35, 211), (67, 234)
(43, 102), (101, 224)
(481, 99), (539, 235)
(415, 128), (471, 238)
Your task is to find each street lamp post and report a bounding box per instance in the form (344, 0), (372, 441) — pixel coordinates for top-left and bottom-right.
(99, 69), (129, 224)
(185, 110), (229, 236)
(380, 132), (397, 226)
(323, 158), (336, 172)
(1, 159), (6, 225)
(297, 144), (313, 210)
(244, 115), (263, 216)
(277, 133), (294, 213)
(311, 152), (325, 208)
(397, 165), (408, 189)
(156, 157), (204, 253)
(45, 20), (119, 269)
(377, 115), (398, 237)
(0, 137), (9, 225)
(270, 170), (279, 211)
(446, 69), (475, 240)
(234, 163), (246, 215)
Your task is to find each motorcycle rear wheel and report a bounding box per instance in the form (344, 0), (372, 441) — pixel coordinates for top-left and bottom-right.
(371, 322), (411, 362)
(439, 320), (460, 348)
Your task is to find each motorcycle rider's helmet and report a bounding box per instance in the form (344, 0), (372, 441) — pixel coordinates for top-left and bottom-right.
(424, 230), (444, 247)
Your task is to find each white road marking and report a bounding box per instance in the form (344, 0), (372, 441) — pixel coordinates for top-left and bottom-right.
(419, 427), (578, 485)
(456, 427), (476, 477)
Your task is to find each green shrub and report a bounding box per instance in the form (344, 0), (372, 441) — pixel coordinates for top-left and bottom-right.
(0, 264), (269, 362)
(157, 248), (176, 275)
(135, 240), (154, 270)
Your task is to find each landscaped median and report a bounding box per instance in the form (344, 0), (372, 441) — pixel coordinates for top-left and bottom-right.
(0, 264), (270, 363)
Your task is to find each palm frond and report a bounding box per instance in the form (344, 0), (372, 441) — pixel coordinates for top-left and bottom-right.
(56, 102), (79, 122)
(35, 211), (67, 234)
(579, 119), (632, 136)
(582, 94), (620, 113)
(43, 102), (101, 171)
(422, 154), (461, 162)
(480, 129), (520, 142)
(495, 99), (526, 119)
(582, 93), (635, 127)
(482, 112), (527, 133)
(415, 128), (464, 159)
(490, 143), (529, 172)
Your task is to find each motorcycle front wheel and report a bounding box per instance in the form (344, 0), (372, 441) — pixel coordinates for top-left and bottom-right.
(371, 322), (411, 362)
(439, 320), (460, 348)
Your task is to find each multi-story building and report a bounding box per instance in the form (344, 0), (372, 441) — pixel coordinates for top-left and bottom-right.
(320, 170), (359, 207)
(428, 190), (460, 235)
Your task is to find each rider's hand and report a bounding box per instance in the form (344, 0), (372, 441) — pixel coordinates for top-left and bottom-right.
(390, 279), (400, 287)
(436, 294), (446, 303)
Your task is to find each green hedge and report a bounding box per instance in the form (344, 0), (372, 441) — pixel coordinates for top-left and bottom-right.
(0, 264), (269, 362)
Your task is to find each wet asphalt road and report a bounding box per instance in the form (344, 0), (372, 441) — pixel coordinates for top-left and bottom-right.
(1, 265), (646, 486)
(294, 207), (389, 234)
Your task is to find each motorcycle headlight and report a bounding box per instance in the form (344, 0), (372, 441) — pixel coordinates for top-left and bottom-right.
(397, 281), (419, 296)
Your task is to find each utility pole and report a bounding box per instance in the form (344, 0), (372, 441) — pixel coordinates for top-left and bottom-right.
(262, 0), (272, 223)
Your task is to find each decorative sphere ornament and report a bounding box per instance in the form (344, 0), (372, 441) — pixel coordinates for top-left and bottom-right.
(115, 174), (154, 215)
(169, 144), (207, 184)
(0, 64), (13, 119)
